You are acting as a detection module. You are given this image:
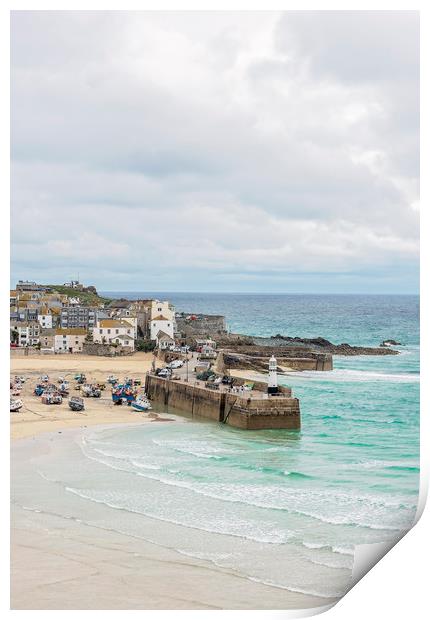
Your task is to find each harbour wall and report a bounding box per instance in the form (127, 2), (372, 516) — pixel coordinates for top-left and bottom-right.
(145, 374), (300, 431)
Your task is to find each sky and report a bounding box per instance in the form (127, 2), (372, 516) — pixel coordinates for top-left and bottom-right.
(10, 11), (420, 293)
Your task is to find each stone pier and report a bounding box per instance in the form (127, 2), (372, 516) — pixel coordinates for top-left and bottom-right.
(145, 374), (300, 430)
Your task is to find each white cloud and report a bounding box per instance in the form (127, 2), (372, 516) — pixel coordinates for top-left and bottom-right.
(10, 11), (419, 292)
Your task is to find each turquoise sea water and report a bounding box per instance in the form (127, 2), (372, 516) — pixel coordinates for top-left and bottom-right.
(27, 294), (420, 599)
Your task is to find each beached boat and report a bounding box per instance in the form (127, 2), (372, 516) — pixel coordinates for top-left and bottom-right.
(10, 397), (23, 412)
(107, 375), (118, 385)
(131, 395), (152, 411)
(68, 396), (85, 412)
(112, 385), (136, 403)
(81, 384), (101, 398)
(41, 392), (62, 405)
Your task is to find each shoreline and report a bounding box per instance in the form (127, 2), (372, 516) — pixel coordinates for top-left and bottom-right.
(11, 424), (338, 611)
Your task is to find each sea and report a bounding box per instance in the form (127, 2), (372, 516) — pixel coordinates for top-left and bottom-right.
(16, 294), (420, 600)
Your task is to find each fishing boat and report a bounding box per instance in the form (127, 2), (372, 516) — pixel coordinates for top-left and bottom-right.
(131, 395), (152, 412)
(10, 397), (23, 412)
(41, 392), (62, 405)
(107, 375), (118, 385)
(112, 384), (136, 403)
(68, 396), (85, 412)
(81, 384), (101, 398)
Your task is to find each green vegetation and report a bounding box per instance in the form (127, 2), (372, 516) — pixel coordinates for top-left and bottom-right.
(136, 339), (156, 352)
(46, 285), (113, 307)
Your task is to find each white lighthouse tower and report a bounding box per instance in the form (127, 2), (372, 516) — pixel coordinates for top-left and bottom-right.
(268, 355), (278, 395)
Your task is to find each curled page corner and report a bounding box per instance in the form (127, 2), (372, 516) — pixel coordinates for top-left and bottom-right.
(351, 535), (404, 589)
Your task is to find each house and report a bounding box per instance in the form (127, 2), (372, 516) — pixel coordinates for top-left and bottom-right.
(93, 319), (135, 345)
(109, 309), (138, 338)
(39, 328), (56, 350)
(10, 321), (40, 346)
(150, 300), (174, 322)
(54, 328), (87, 353)
(156, 330), (175, 350)
(150, 315), (174, 341)
(16, 280), (48, 292)
(38, 312), (53, 329)
(110, 334), (135, 351)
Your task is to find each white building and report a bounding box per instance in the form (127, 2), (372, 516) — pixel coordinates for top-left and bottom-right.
(38, 313), (53, 329)
(10, 321), (40, 347)
(93, 319), (135, 347)
(150, 315), (174, 341)
(150, 300), (174, 322)
(156, 330), (175, 350)
(54, 328), (87, 353)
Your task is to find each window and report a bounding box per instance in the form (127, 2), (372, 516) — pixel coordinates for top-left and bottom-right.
(107, 329), (111, 334)
(116, 329), (119, 334)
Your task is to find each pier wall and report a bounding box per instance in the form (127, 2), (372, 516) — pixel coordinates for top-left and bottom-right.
(145, 375), (300, 430)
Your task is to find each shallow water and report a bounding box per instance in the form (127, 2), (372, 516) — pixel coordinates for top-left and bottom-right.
(16, 294), (420, 599)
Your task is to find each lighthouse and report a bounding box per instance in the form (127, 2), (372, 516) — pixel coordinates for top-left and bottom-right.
(268, 355), (278, 395)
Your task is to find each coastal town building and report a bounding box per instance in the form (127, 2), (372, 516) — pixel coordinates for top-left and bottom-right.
(150, 315), (174, 341)
(60, 306), (98, 329)
(54, 328), (87, 353)
(156, 330), (175, 350)
(10, 321), (41, 346)
(150, 300), (174, 322)
(38, 312), (53, 329)
(39, 328), (55, 350)
(16, 280), (48, 292)
(93, 319), (135, 346)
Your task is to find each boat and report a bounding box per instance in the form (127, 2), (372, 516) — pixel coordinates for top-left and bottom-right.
(112, 384), (136, 403)
(131, 395), (152, 412)
(107, 375), (118, 385)
(68, 396), (85, 412)
(10, 397), (23, 412)
(81, 384), (101, 398)
(41, 392), (62, 405)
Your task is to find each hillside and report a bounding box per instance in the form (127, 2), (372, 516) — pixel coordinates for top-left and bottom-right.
(46, 285), (113, 307)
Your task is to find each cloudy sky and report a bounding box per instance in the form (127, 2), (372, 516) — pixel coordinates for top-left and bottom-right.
(11, 11), (419, 293)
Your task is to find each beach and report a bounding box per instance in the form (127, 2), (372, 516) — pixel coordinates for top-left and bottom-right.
(10, 352), (161, 440)
(10, 353), (334, 610)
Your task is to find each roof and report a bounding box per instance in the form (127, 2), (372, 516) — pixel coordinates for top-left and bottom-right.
(98, 319), (133, 328)
(10, 290), (17, 296)
(55, 328), (87, 336)
(152, 315), (170, 321)
(156, 330), (174, 341)
(113, 334), (135, 341)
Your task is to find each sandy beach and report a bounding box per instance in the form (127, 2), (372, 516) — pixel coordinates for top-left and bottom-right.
(10, 352), (162, 440)
(10, 353), (336, 611)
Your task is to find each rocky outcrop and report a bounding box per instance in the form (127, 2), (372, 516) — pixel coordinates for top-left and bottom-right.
(252, 335), (399, 356)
